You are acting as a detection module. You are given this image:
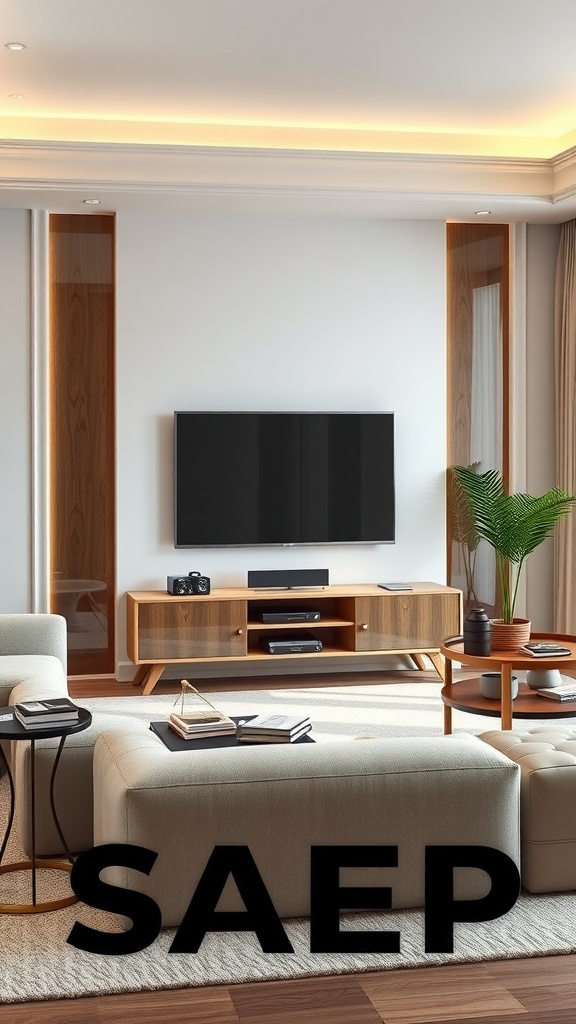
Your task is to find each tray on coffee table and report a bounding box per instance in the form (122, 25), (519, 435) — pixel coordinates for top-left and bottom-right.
(150, 715), (315, 751)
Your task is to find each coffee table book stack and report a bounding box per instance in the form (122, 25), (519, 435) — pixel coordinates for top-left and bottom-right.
(13, 697), (80, 730)
(236, 713), (312, 744)
(168, 681), (236, 741)
(521, 642), (573, 657)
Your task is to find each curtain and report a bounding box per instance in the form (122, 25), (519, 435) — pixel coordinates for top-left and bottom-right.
(554, 220), (576, 632)
(469, 283), (502, 606)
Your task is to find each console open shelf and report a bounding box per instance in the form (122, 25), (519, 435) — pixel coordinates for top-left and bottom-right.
(127, 583), (462, 694)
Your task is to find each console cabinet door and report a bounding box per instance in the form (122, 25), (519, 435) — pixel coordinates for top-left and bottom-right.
(137, 600), (247, 660)
(355, 594), (460, 652)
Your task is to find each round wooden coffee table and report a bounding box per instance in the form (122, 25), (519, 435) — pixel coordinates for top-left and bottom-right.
(440, 633), (576, 733)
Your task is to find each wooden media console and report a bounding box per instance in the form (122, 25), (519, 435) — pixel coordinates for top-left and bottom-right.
(127, 582), (462, 695)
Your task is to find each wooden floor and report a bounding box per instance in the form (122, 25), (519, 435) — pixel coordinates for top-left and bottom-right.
(3, 955), (576, 1023)
(8, 670), (576, 1023)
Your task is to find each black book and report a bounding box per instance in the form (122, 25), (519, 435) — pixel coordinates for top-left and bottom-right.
(14, 697), (80, 725)
(520, 643), (572, 658)
(236, 713), (311, 736)
(237, 723), (312, 743)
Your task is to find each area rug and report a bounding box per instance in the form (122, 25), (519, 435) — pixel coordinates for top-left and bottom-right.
(67, 674), (576, 741)
(1, 678), (576, 1004)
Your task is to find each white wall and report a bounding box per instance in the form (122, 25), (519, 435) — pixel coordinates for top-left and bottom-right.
(0, 211), (31, 612)
(116, 213), (448, 676)
(1, 209), (560, 672)
(524, 224), (561, 631)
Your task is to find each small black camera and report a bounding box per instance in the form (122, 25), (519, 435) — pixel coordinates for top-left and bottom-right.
(167, 571), (211, 596)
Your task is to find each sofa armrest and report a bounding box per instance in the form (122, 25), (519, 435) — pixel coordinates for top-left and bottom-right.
(0, 614), (67, 677)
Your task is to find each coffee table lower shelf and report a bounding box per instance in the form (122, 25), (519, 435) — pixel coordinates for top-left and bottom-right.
(441, 678), (576, 732)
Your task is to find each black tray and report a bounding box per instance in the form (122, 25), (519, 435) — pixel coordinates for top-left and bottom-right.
(149, 715), (314, 752)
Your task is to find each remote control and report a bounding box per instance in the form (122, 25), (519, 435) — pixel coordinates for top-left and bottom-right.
(378, 583), (413, 591)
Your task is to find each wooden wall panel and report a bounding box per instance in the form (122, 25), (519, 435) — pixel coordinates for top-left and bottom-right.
(446, 223), (509, 615)
(48, 215), (115, 675)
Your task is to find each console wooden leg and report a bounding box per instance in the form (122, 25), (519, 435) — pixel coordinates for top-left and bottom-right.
(443, 704), (452, 734)
(142, 664), (166, 696)
(428, 652), (445, 681)
(412, 654), (428, 671)
(131, 664), (150, 688)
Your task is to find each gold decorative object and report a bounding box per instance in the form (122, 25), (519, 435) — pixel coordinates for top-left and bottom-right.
(172, 680), (223, 721)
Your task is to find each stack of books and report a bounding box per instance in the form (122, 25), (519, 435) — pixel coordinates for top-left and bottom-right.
(521, 642), (572, 658)
(168, 708), (237, 741)
(237, 713), (312, 743)
(13, 698), (80, 730)
(168, 679), (237, 741)
(537, 683), (576, 702)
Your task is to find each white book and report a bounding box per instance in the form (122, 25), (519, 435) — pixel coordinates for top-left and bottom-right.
(537, 684), (576, 701)
(168, 720), (237, 740)
(170, 712), (235, 733)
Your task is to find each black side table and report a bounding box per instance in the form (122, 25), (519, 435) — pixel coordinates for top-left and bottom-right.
(0, 705), (92, 914)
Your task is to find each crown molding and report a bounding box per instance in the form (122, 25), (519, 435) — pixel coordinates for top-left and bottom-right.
(0, 137), (551, 168)
(1, 137), (576, 218)
(0, 138), (556, 197)
(550, 146), (576, 204)
(551, 145), (576, 170)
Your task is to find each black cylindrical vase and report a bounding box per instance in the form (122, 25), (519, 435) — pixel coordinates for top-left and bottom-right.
(463, 607), (491, 656)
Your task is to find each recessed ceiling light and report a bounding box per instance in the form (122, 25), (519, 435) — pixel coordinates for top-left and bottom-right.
(82, 199), (101, 205)
(475, 210), (491, 216)
(5, 42), (26, 50)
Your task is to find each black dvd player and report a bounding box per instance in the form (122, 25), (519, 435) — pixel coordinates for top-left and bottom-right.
(262, 636), (323, 655)
(260, 610), (321, 624)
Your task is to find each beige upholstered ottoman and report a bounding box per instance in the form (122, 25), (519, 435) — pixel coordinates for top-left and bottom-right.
(480, 728), (576, 893)
(94, 730), (520, 927)
(12, 715), (152, 857)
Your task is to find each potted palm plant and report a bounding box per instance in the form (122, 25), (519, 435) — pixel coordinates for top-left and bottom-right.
(451, 465), (576, 650)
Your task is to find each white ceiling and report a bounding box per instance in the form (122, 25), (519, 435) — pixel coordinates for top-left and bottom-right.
(3, 0), (576, 220)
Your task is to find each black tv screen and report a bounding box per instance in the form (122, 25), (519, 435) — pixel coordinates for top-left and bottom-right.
(174, 412), (395, 547)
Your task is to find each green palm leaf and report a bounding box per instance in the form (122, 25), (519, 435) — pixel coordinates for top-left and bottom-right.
(452, 466), (576, 622)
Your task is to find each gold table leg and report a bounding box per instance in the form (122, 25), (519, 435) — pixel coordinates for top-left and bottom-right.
(0, 859), (78, 914)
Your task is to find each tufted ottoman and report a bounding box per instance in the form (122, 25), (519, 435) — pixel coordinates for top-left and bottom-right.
(480, 728), (576, 893)
(93, 730), (520, 927)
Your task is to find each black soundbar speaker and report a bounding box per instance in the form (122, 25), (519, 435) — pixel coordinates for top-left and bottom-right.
(247, 568), (329, 589)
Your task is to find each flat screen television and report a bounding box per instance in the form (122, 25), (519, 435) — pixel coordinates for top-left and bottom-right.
(174, 412), (395, 547)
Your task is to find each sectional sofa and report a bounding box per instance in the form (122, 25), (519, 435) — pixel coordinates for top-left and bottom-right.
(0, 613), (149, 856)
(14, 612), (576, 924)
(0, 612), (524, 926)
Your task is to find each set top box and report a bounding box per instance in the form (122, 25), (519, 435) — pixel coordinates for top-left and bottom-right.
(260, 609), (321, 623)
(262, 636), (323, 655)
